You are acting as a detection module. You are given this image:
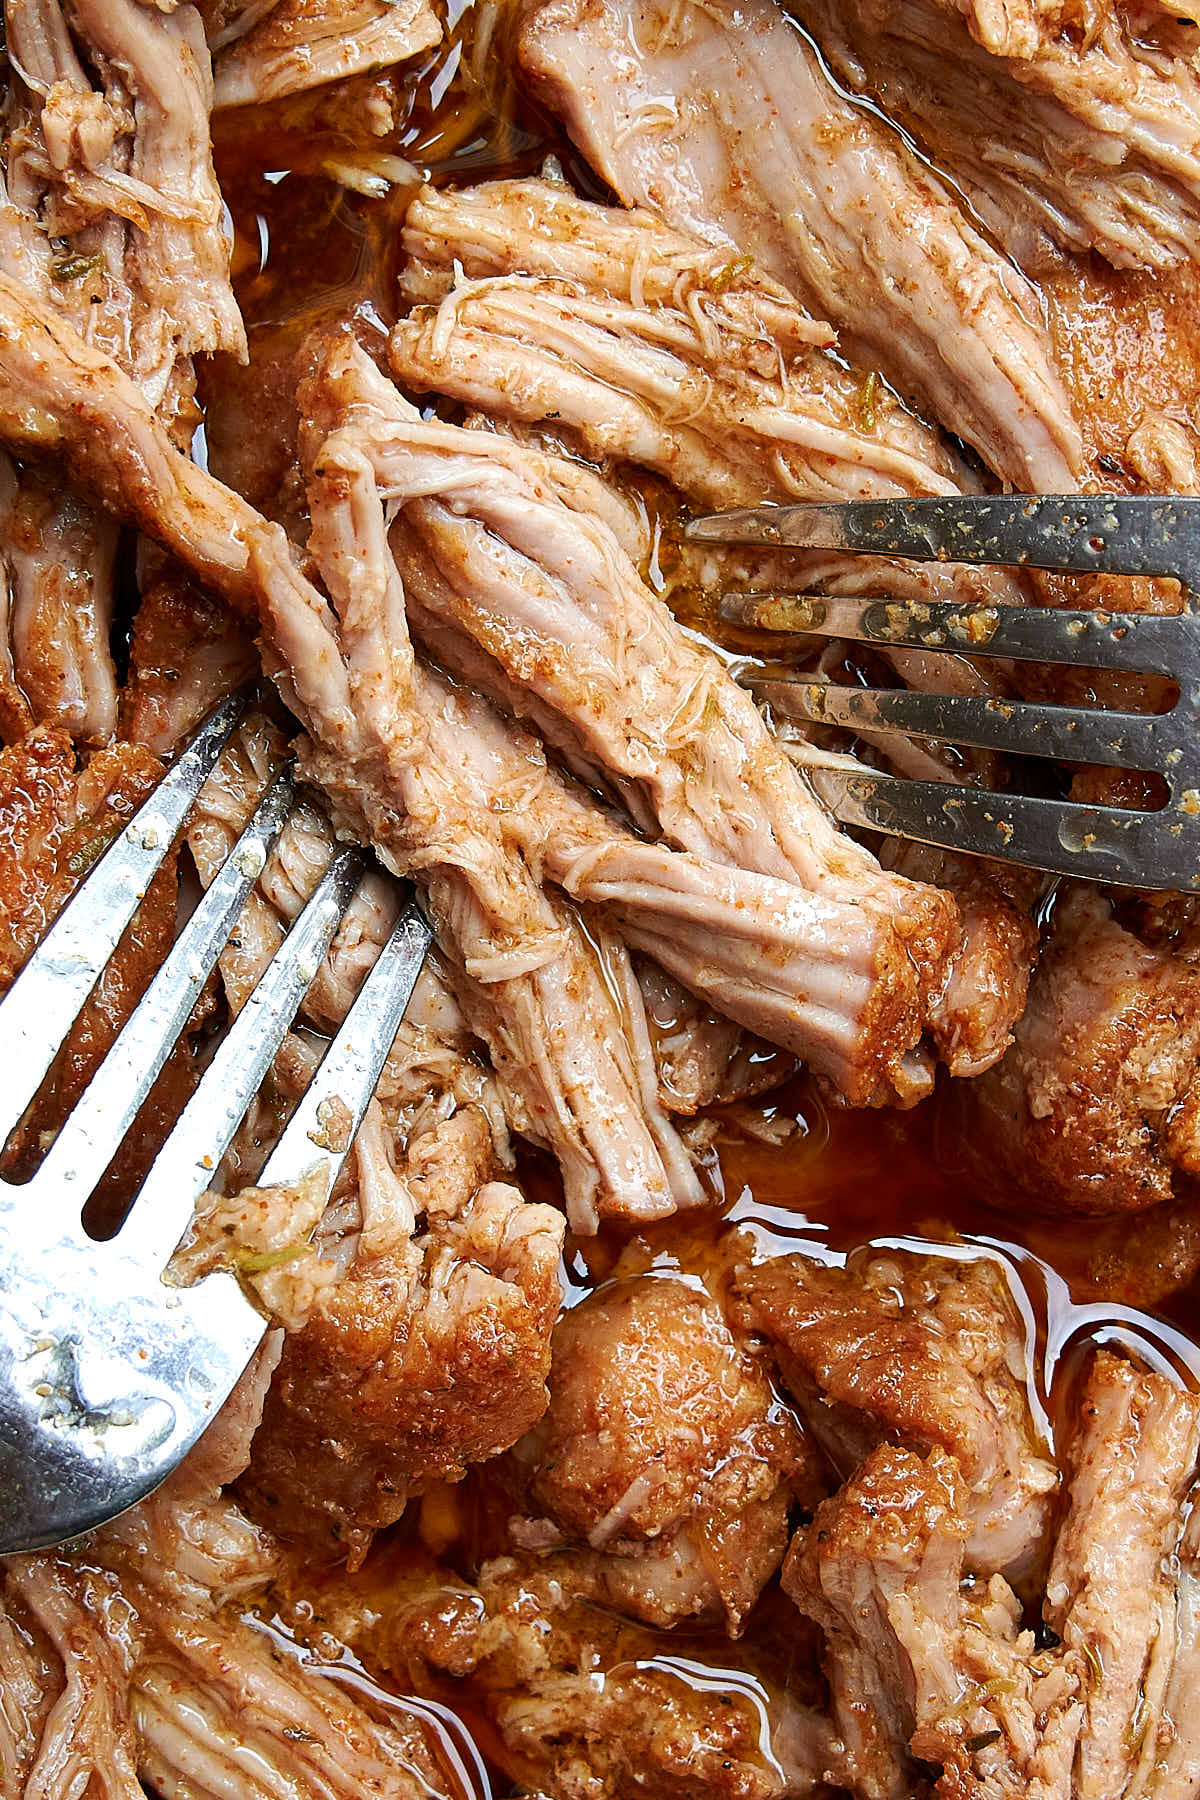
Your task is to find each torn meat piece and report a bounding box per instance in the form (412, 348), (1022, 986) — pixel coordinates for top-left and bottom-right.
(1045, 1349), (1200, 1798)
(308, 339), (960, 1103)
(883, 842), (1041, 1078)
(171, 1165), (338, 1332)
(637, 959), (795, 1114)
(738, 1248), (1058, 1580)
(120, 544), (256, 757)
(393, 178), (970, 508)
(0, 278), (961, 1113)
(505, 1274), (823, 1633)
(239, 1106), (564, 1566)
(5, 0), (244, 403)
(520, 0), (1083, 488)
(1, 471), (118, 748)
(321, 1547), (840, 1799)
(782, 1445), (1083, 1800)
(797, 0), (1200, 273)
(211, 0), (439, 108)
(962, 887), (1200, 1215)
(1043, 257), (1200, 486)
(0, 0), (242, 744)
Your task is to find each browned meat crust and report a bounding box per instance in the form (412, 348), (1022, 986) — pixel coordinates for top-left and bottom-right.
(239, 1109), (564, 1565)
(505, 1274), (824, 1633)
(962, 887), (1200, 1214)
(738, 1249), (1057, 1580)
(120, 544), (257, 757)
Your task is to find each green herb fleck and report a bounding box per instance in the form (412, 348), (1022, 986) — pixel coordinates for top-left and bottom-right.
(237, 1243), (309, 1274)
(708, 254), (753, 294)
(50, 252), (104, 284)
(1083, 1641), (1105, 1685)
(965, 1731), (1002, 1754)
(858, 369), (879, 432)
(67, 823), (120, 877)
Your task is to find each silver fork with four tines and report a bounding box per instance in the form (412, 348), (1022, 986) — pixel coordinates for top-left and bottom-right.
(688, 493), (1200, 889)
(0, 692), (431, 1555)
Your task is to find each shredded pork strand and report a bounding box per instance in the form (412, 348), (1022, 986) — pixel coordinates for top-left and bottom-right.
(394, 178), (970, 509)
(0, 0), (241, 744)
(796, 0), (1200, 273)
(211, 0), (440, 109)
(306, 336), (962, 1108)
(520, 0), (1084, 489)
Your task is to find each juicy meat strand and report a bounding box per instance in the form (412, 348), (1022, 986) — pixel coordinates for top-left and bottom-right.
(520, 0), (1083, 488)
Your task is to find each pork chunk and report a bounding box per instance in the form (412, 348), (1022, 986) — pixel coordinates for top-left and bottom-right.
(782, 1445), (1083, 1800)
(739, 1249), (1057, 1579)
(326, 1548), (840, 1800)
(239, 1107), (564, 1565)
(507, 1275), (822, 1633)
(963, 887), (1200, 1215)
(1045, 1349), (1200, 1799)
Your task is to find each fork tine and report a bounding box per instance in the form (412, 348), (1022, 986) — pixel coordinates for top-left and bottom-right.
(720, 591), (1184, 677)
(688, 495), (1200, 584)
(15, 764), (298, 1211)
(121, 888), (429, 1274)
(756, 677), (1164, 771)
(0, 690), (248, 1145)
(253, 896), (432, 1193)
(108, 846), (366, 1273)
(814, 768), (1186, 887)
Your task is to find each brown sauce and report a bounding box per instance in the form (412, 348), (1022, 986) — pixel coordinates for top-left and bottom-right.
(202, 7), (1200, 1791)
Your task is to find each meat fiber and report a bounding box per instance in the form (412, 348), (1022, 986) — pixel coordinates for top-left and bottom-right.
(211, 0), (439, 109)
(962, 887), (1200, 1215)
(520, 0), (1083, 488)
(739, 1249), (1058, 1581)
(394, 178), (970, 508)
(782, 1444), (1084, 1800)
(795, 0), (1200, 273)
(1044, 1349), (1200, 1798)
(1, 1487), (456, 1799)
(0, 0), (242, 744)
(505, 1274), (824, 1633)
(307, 336), (961, 1107)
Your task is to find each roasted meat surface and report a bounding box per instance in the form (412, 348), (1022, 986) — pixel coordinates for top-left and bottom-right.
(504, 1273), (824, 1632)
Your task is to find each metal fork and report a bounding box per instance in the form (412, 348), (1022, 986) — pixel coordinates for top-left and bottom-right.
(687, 494), (1200, 889)
(0, 693), (432, 1555)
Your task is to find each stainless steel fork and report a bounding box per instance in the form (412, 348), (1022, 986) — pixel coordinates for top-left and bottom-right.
(687, 493), (1200, 889)
(0, 692), (432, 1554)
